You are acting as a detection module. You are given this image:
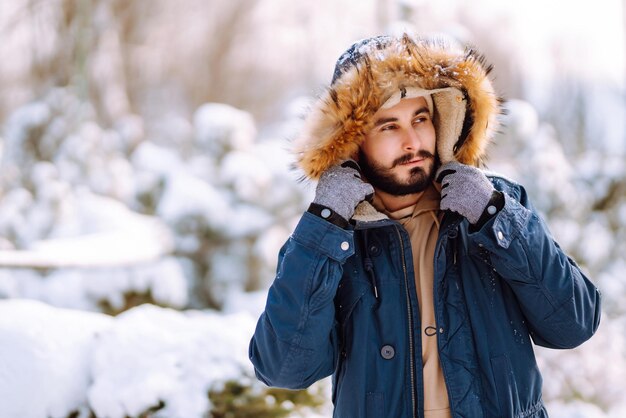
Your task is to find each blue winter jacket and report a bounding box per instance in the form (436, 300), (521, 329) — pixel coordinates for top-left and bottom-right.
(249, 175), (601, 418)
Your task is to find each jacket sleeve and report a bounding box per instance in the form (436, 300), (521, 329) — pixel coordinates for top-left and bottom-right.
(248, 212), (354, 389)
(467, 182), (601, 349)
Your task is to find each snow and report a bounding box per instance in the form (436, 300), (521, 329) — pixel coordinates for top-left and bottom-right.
(253, 224), (291, 270)
(227, 204), (274, 238)
(156, 170), (229, 230)
(0, 299), (112, 418)
(0, 192), (173, 268)
(219, 150), (273, 202)
(547, 401), (608, 418)
(0, 256), (189, 313)
(131, 141), (184, 178)
(578, 219), (614, 268)
(89, 304), (256, 418)
(221, 288), (268, 318)
(537, 316), (626, 414)
(0, 299), (258, 418)
(193, 103), (257, 155)
(3, 101), (51, 152)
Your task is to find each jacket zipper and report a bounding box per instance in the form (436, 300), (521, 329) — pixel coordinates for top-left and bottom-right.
(395, 226), (417, 418)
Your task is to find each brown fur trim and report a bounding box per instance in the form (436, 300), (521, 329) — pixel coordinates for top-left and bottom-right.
(293, 35), (501, 180)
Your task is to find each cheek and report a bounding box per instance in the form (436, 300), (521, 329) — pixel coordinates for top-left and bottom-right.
(367, 144), (396, 166)
(425, 126), (437, 152)
(361, 138), (386, 161)
(362, 134), (409, 167)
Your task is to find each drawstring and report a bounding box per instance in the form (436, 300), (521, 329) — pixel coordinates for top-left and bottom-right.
(447, 225), (458, 265)
(364, 258), (379, 299)
(362, 230), (379, 299)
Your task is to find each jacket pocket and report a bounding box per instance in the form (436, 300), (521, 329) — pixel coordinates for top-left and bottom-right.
(490, 354), (519, 417)
(335, 280), (366, 370)
(335, 278), (368, 325)
(332, 279), (367, 404)
(366, 392), (384, 418)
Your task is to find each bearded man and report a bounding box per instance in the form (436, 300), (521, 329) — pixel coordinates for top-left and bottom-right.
(249, 34), (601, 418)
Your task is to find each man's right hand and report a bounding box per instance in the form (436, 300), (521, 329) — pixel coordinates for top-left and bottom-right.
(312, 160), (374, 222)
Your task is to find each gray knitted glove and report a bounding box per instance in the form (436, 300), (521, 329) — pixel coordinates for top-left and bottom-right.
(313, 160), (375, 221)
(436, 161), (495, 224)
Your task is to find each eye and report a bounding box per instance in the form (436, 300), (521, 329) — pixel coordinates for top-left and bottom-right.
(380, 124), (398, 131)
(413, 115), (429, 124)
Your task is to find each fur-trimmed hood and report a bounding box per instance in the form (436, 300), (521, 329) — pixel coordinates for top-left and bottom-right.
(294, 34), (501, 180)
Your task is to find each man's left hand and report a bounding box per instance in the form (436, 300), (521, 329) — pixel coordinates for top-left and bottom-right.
(436, 161), (495, 224)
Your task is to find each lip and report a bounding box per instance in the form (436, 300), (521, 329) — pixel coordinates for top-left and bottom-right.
(399, 158), (425, 166)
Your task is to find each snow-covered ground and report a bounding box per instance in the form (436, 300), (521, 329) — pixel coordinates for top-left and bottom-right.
(0, 299), (258, 418)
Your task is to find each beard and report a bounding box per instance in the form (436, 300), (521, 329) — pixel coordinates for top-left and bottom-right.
(358, 149), (438, 196)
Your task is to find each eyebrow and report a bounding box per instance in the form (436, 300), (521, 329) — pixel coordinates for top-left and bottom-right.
(373, 106), (430, 127)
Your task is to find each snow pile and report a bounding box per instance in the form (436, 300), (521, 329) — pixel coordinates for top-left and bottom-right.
(0, 299), (257, 418)
(89, 304), (255, 418)
(0, 299), (112, 418)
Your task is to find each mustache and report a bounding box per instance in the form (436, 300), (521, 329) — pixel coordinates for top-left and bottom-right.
(392, 150), (435, 168)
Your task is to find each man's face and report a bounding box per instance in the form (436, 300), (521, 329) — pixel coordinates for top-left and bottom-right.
(359, 96), (437, 196)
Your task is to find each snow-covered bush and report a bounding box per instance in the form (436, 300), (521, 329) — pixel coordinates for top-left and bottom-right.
(129, 101), (309, 307)
(0, 89), (310, 312)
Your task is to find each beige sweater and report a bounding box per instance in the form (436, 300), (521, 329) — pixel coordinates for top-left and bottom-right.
(376, 184), (452, 418)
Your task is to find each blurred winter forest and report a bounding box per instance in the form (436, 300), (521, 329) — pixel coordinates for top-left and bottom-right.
(0, 0), (624, 417)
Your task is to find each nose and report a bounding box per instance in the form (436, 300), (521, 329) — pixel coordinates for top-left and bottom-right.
(401, 127), (422, 151)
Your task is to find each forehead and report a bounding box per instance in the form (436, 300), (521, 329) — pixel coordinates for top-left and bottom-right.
(373, 96), (428, 119)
